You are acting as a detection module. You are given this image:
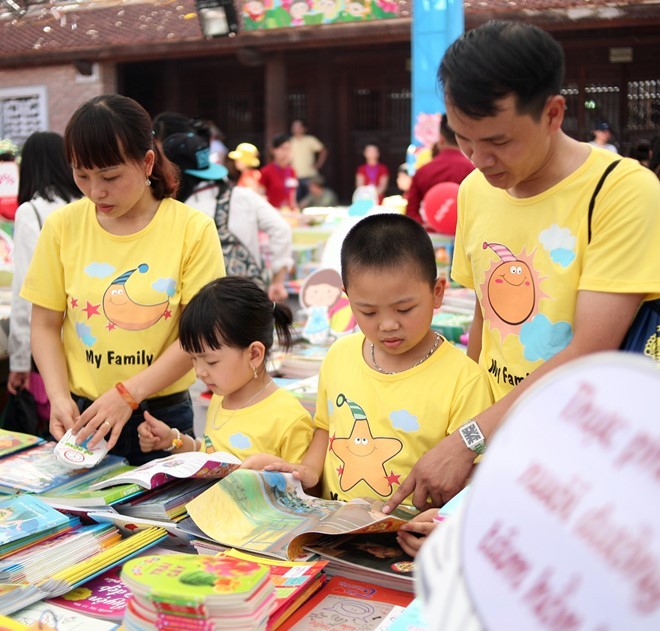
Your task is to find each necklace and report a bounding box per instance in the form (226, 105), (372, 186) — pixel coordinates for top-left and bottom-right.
(370, 332), (441, 375)
(211, 379), (274, 430)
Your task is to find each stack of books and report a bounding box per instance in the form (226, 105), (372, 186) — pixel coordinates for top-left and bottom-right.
(121, 553), (275, 630)
(278, 343), (329, 379)
(0, 428), (44, 459)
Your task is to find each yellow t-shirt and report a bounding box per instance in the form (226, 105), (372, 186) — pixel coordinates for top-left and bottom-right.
(21, 197), (225, 400)
(314, 333), (493, 503)
(452, 147), (660, 402)
(203, 387), (313, 463)
(291, 135), (324, 179)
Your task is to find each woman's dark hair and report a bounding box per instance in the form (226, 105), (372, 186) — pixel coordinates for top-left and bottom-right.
(341, 213), (437, 290)
(179, 277), (294, 355)
(439, 20), (565, 120)
(17, 132), (80, 205)
(64, 94), (179, 199)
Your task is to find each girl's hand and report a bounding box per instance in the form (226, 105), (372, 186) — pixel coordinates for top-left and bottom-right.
(49, 395), (80, 441)
(263, 461), (320, 490)
(138, 411), (173, 453)
(72, 386), (134, 450)
(241, 454), (288, 470)
(396, 508), (440, 557)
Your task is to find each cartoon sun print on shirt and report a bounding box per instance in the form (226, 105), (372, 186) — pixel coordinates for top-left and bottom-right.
(330, 394), (402, 496)
(102, 264), (171, 331)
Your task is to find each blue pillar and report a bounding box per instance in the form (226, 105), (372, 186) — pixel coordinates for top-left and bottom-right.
(410, 0), (463, 171)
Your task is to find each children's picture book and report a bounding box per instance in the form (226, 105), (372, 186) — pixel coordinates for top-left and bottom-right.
(10, 601), (120, 630)
(0, 443), (126, 495)
(304, 532), (415, 593)
(40, 465), (145, 510)
(186, 469), (417, 561)
(278, 575), (414, 631)
(0, 429), (44, 459)
(0, 495), (71, 549)
(89, 450), (242, 491)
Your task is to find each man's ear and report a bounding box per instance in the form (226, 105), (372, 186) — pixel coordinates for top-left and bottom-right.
(546, 94), (565, 132)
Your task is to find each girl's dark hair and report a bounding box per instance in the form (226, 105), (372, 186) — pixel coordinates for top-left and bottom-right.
(179, 277), (293, 355)
(64, 94), (179, 199)
(271, 133), (291, 149)
(341, 213), (437, 290)
(17, 132), (80, 205)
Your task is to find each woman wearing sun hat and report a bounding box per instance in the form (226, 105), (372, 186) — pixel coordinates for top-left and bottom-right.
(228, 142), (262, 192)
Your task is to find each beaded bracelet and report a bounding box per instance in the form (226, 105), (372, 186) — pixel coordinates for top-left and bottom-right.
(115, 382), (139, 410)
(164, 427), (184, 452)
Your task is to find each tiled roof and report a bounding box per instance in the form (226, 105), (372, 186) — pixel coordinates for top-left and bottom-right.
(1, 0), (659, 67)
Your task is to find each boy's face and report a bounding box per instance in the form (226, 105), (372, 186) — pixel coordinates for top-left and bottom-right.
(345, 263), (445, 370)
(446, 93), (564, 194)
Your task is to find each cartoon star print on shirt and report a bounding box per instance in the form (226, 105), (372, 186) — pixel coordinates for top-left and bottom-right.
(330, 394), (402, 496)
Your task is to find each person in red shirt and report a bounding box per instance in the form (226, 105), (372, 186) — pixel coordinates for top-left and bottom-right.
(406, 116), (475, 224)
(259, 134), (298, 211)
(355, 142), (389, 203)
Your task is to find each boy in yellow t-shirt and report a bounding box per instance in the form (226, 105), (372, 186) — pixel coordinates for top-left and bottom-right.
(260, 213), (492, 506)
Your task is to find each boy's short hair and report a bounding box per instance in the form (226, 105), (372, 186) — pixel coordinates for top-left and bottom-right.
(341, 214), (437, 289)
(438, 20), (565, 120)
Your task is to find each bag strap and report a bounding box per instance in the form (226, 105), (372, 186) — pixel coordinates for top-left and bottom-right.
(587, 159), (621, 244)
(29, 202), (42, 230)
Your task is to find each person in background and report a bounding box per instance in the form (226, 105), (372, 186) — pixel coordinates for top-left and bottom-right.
(355, 142), (389, 203)
(290, 119), (327, 202)
(21, 94), (225, 465)
(8, 132), (81, 409)
(396, 163), (412, 197)
(164, 131), (292, 302)
(227, 142), (262, 192)
(588, 121), (619, 153)
(0, 138), (19, 221)
(405, 115), (475, 225)
(628, 138), (652, 169)
(384, 20), (660, 513)
(206, 120), (228, 165)
(260, 133), (299, 211)
(152, 111), (196, 146)
(138, 277), (313, 462)
(299, 175), (338, 209)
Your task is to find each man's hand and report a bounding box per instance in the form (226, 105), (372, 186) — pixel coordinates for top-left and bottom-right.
(383, 431), (475, 512)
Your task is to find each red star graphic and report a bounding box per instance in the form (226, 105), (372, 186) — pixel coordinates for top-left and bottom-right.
(385, 470), (401, 486)
(336, 465), (344, 476)
(328, 433), (336, 452)
(82, 301), (101, 319)
(106, 322), (116, 331)
(163, 309), (172, 320)
(70, 297), (78, 308)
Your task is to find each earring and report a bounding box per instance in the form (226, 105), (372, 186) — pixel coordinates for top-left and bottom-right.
(145, 177), (151, 186)
(252, 365), (258, 380)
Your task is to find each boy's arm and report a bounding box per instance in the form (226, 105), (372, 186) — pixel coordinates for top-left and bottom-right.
(385, 290), (643, 512)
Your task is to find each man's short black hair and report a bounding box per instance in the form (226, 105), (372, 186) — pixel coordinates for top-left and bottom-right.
(340, 214), (437, 290)
(438, 20), (565, 120)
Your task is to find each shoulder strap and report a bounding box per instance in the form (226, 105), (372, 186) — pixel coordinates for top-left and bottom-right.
(587, 159), (621, 244)
(30, 202), (42, 230)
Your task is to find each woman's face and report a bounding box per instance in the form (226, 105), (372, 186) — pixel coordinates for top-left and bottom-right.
(72, 150), (155, 221)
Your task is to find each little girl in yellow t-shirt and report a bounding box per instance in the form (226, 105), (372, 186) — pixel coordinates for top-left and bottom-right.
(137, 277), (313, 463)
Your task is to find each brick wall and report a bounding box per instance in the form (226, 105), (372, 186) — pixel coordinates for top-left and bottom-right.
(0, 62), (117, 134)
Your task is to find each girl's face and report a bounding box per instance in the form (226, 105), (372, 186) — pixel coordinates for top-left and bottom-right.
(304, 282), (341, 307)
(364, 145), (379, 163)
(190, 340), (254, 399)
(272, 141), (292, 166)
(72, 151), (155, 221)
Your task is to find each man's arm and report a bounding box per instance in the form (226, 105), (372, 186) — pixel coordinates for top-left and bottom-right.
(384, 289), (644, 512)
(315, 146), (328, 171)
(466, 300), (482, 362)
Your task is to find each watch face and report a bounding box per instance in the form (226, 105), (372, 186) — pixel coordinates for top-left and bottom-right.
(461, 421), (484, 449)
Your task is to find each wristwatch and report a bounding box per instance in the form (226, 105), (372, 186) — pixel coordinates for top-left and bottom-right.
(459, 419), (486, 455)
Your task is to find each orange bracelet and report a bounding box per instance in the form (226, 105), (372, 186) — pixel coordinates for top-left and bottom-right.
(115, 382), (139, 410)
(164, 428), (184, 452)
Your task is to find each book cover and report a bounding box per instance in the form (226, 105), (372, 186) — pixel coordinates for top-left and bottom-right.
(186, 469), (416, 561)
(278, 575), (414, 630)
(10, 601), (120, 630)
(0, 443), (126, 495)
(0, 495), (70, 548)
(0, 429), (44, 459)
(89, 450), (242, 491)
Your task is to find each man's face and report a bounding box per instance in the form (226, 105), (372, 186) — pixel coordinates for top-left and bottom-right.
(446, 94), (560, 195)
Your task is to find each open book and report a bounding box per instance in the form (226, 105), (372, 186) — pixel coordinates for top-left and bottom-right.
(90, 450), (241, 491)
(186, 469), (417, 561)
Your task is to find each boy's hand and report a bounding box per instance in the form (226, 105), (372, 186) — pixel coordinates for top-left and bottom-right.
(137, 411), (171, 453)
(263, 461), (320, 490)
(396, 508), (439, 557)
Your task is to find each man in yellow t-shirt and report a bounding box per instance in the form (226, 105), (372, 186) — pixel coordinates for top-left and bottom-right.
(385, 21), (660, 513)
(290, 119), (328, 202)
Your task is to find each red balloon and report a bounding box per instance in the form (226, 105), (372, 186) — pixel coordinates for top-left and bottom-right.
(423, 182), (460, 235)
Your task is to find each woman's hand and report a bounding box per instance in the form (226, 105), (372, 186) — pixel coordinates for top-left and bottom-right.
(49, 394), (81, 441)
(71, 386), (134, 450)
(268, 282), (289, 303)
(7, 371), (30, 395)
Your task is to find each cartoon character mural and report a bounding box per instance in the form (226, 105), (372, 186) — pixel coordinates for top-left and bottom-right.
(102, 264), (170, 331)
(331, 394), (402, 496)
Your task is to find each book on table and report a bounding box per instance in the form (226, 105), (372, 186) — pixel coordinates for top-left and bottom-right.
(185, 469), (417, 561)
(89, 450), (242, 491)
(10, 601), (120, 631)
(0, 442), (126, 495)
(0, 429), (44, 459)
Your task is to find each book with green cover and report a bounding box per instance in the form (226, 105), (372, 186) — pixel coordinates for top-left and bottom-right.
(40, 465), (145, 509)
(0, 429), (44, 459)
